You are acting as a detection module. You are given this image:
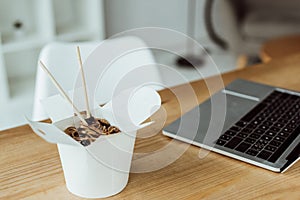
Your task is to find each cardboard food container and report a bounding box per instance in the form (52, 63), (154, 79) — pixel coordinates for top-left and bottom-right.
(28, 87), (161, 198)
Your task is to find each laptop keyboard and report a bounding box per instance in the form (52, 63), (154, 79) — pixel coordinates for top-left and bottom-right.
(216, 90), (300, 163)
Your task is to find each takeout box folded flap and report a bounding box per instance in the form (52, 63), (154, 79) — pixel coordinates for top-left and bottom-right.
(102, 86), (161, 132)
(41, 86), (161, 126)
(27, 118), (82, 147)
(31, 86), (161, 147)
(42, 86), (161, 130)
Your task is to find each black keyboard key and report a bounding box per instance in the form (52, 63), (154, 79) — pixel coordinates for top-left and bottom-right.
(268, 126), (300, 163)
(274, 136), (285, 142)
(254, 129), (265, 134)
(235, 142), (251, 153)
(265, 131), (276, 137)
(220, 134), (232, 141)
(242, 128), (252, 134)
(255, 116), (265, 122)
(272, 113), (282, 119)
(251, 120), (261, 125)
(282, 127), (293, 133)
(258, 139), (269, 145)
(277, 118), (289, 124)
(263, 121), (273, 126)
(253, 140), (267, 149)
(225, 137), (243, 149)
(224, 130), (237, 136)
(261, 135), (272, 141)
(249, 133), (261, 139)
(274, 123), (284, 128)
(241, 103), (267, 122)
(245, 137), (256, 144)
(267, 117), (278, 122)
(283, 114), (294, 120)
(259, 125), (269, 130)
(236, 121), (248, 128)
(294, 115), (300, 121)
(265, 145), (277, 152)
(290, 119), (297, 124)
(261, 111), (271, 118)
(270, 140), (282, 147)
(255, 139), (268, 149)
(237, 132), (248, 138)
(276, 109), (285, 114)
(278, 132), (290, 138)
(286, 111), (296, 116)
(252, 143), (264, 151)
(246, 124), (256, 129)
(289, 107), (298, 113)
(216, 139), (226, 146)
(270, 127), (280, 132)
(257, 150), (272, 160)
(287, 123), (297, 129)
(230, 126), (241, 132)
(246, 149), (259, 156)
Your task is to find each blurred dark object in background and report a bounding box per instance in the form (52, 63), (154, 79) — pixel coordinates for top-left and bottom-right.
(204, 0), (300, 57)
(176, 0), (206, 67)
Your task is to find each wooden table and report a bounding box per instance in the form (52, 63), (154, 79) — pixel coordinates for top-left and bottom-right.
(260, 35), (300, 63)
(1, 54), (300, 199)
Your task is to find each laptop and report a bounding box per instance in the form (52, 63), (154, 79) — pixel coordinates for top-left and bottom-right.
(163, 79), (300, 172)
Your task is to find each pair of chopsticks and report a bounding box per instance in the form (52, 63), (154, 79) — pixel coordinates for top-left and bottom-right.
(39, 47), (91, 126)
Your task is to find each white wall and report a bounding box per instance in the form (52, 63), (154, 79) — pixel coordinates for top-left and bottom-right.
(104, 0), (209, 49)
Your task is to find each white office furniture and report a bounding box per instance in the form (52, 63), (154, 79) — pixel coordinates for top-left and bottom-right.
(0, 0), (104, 130)
(0, 0), (104, 104)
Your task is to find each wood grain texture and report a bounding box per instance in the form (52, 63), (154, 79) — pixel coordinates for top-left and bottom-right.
(260, 35), (300, 63)
(1, 54), (300, 199)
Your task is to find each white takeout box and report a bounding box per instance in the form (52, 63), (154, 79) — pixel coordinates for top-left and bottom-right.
(27, 87), (161, 198)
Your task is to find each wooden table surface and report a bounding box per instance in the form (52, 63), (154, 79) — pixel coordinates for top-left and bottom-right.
(260, 35), (300, 63)
(1, 54), (300, 200)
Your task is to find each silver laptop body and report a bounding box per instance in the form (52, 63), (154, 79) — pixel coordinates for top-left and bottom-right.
(163, 79), (300, 172)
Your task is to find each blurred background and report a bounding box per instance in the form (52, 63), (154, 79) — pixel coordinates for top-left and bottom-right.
(1, 0), (300, 130)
